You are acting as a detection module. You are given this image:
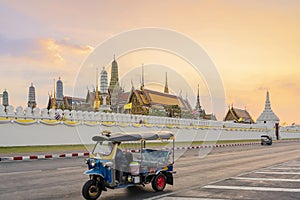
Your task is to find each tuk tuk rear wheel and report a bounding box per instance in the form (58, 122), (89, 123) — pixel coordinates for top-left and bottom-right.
(152, 173), (167, 192)
(82, 180), (102, 200)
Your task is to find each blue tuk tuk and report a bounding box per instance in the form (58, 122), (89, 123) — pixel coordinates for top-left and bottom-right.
(82, 131), (175, 200)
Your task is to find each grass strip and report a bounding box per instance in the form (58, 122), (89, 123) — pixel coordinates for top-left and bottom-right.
(0, 144), (88, 154)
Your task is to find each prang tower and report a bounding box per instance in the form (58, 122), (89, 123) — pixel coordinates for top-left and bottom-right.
(108, 55), (119, 94)
(56, 77), (64, 107)
(109, 56), (123, 112)
(28, 83), (37, 109)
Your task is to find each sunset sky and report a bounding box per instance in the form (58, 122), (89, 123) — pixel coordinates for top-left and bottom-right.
(0, 0), (299, 124)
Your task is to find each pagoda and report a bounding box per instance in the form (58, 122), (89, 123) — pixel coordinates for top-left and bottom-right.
(256, 91), (279, 126)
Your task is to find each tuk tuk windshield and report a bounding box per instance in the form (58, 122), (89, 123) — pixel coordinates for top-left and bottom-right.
(92, 141), (114, 158)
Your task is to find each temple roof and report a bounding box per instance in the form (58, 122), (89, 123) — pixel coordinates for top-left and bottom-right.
(130, 88), (192, 111)
(257, 91), (279, 122)
(224, 107), (254, 123)
(203, 114), (217, 121)
(118, 92), (130, 103)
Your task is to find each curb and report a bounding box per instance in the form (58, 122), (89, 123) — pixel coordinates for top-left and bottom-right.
(0, 142), (261, 162)
(0, 152), (90, 162)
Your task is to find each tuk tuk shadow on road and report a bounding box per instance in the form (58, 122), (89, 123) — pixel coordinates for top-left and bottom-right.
(96, 186), (173, 200)
(125, 185), (173, 199)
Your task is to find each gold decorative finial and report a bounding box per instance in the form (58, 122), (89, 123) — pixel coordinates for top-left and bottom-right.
(164, 72), (169, 93)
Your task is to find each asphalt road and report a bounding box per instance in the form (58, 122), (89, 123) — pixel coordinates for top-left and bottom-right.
(0, 141), (299, 200)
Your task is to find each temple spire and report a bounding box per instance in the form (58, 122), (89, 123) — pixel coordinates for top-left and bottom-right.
(140, 64), (144, 90)
(94, 68), (100, 111)
(257, 90), (279, 124)
(109, 55), (119, 94)
(265, 90), (271, 110)
(195, 84), (201, 110)
(131, 80), (134, 90)
(164, 72), (169, 93)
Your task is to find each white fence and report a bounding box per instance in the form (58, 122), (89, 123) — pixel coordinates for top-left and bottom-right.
(0, 105), (299, 146)
(0, 105), (268, 129)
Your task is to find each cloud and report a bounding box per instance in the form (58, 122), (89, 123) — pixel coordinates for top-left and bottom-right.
(0, 35), (94, 63)
(58, 38), (94, 54)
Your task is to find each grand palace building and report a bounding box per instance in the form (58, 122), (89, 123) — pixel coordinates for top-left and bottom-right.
(47, 56), (216, 120)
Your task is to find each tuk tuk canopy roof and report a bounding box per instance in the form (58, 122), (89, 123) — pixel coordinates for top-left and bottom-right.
(92, 131), (174, 142)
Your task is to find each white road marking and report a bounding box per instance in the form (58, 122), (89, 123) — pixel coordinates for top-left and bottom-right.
(57, 166), (82, 170)
(233, 177), (300, 182)
(282, 164), (300, 167)
(0, 170), (42, 176)
(270, 167), (300, 170)
(203, 185), (300, 192)
(255, 171), (300, 175)
(147, 160), (300, 200)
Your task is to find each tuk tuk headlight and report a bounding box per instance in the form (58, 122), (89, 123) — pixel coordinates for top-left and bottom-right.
(90, 159), (96, 168)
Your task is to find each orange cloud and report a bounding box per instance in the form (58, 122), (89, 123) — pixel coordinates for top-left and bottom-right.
(38, 38), (94, 63)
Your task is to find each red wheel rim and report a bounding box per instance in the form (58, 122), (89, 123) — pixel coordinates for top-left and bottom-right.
(157, 175), (165, 189)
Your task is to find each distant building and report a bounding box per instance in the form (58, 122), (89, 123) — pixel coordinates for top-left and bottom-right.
(99, 67), (111, 112)
(44, 56), (214, 119)
(123, 69), (215, 119)
(203, 114), (217, 121)
(256, 91), (279, 126)
(106, 56), (123, 113)
(126, 88), (192, 117)
(28, 83), (37, 109)
(117, 92), (131, 113)
(224, 106), (254, 123)
(47, 95), (88, 111)
(86, 89), (96, 108)
(86, 67), (112, 112)
(193, 84), (205, 119)
(192, 84), (217, 120)
(125, 71), (192, 117)
(56, 77), (64, 107)
(2, 89), (9, 107)
(108, 56), (120, 94)
(63, 96), (88, 110)
(47, 77), (91, 111)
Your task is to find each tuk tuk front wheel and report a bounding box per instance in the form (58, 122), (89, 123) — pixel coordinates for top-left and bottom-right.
(82, 180), (102, 200)
(152, 173), (167, 192)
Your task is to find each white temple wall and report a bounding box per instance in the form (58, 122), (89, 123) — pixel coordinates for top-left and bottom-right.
(0, 106), (299, 146)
